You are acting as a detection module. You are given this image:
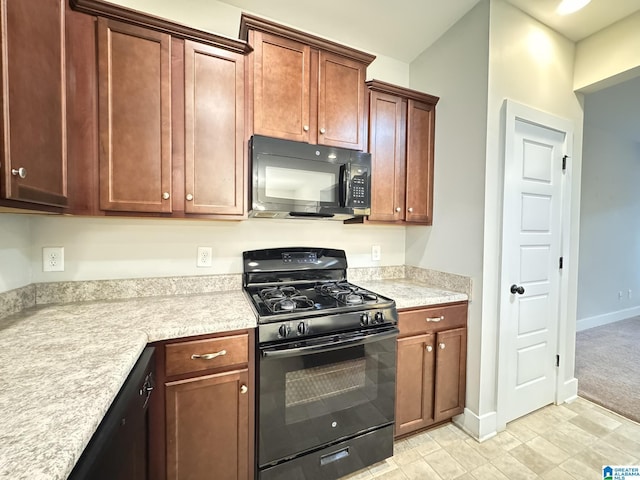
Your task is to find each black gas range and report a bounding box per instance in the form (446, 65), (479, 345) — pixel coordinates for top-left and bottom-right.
(243, 247), (398, 480)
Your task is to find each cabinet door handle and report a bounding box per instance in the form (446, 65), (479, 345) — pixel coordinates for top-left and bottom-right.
(240, 385), (248, 394)
(395, 207), (401, 212)
(426, 316), (444, 322)
(319, 128), (326, 134)
(408, 207), (414, 213)
(186, 193), (194, 201)
(426, 345), (433, 352)
(303, 125), (309, 132)
(191, 350), (226, 360)
(11, 167), (27, 178)
(439, 343), (445, 350)
(162, 192), (170, 200)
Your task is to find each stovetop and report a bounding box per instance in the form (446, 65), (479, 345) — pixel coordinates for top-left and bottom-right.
(243, 248), (398, 343)
(245, 280), (395, 322)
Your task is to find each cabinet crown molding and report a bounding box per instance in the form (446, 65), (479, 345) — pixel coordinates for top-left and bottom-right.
(366, 80), (440, 105)
(239, 13), (375, 65)
(70, 0), (252, 54)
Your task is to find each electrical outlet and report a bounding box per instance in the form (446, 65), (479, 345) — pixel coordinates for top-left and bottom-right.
(43, 247), (64, 272)
(371, 245), (381, 261)
(618, 291), (623, 300)
(629, 289), (633, 299)
(197, 246), (212, 268)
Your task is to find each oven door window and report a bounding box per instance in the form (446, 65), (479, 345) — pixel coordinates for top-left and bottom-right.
(258, 331), (396, 467)
(255, 153), (342, 210)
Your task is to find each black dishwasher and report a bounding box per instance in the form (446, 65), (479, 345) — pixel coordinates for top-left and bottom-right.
(68, 347), (155, 480)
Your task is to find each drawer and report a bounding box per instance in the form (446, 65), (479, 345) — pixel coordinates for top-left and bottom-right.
(165, 333), (249, 377)
(398, 303), (467, 337)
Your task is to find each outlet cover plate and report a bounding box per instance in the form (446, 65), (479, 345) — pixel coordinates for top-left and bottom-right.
(371, 245), (381, 261)
(43, 247), (64, 272)
(197, 246), (212, 268)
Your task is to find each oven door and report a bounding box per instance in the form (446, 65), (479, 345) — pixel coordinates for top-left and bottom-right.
(257, 326), (398, 468)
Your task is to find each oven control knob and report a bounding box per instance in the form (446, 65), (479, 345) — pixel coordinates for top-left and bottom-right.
(374, 311), (385, 324)
(297, 322), (308, 335)
(278, 324), (290, 338)
(360, 312), (370, 326)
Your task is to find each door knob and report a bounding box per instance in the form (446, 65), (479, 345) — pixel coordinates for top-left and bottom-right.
(510, 284), (525, 295)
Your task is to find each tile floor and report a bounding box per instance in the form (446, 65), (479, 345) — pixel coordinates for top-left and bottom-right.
(343, 398), (640, 479)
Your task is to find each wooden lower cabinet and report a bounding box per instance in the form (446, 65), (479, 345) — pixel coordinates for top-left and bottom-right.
(395, 303), (467, 438)
(150, 329), (254, 480)
(166, 369), (249, 480)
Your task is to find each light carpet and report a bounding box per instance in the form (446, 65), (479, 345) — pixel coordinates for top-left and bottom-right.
(575, 316), (640, 423)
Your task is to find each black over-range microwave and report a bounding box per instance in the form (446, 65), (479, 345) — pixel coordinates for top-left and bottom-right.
(249, 135), (371, 220)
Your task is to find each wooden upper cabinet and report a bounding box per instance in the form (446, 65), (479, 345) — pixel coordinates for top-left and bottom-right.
(0, 0), (68, 208)
(406, 99), (436, 224)
(241, 14), (374, 151)
(251, 31), (310, 143)
(368, 90), (406, 222)
(97, 18), (172, 213)
(183, 40), (245, 215)
(318, 51), (367, 149)
(366, 80), (439, 225)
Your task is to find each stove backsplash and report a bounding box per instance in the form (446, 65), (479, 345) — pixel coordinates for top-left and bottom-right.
(0, 266), (471, 317)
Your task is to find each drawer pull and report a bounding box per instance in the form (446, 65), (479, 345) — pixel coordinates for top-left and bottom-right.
(240, 385), (248, 394)
(426, 345), (433, 352)
(191, 350), (227, 360)
(426, 316), (444, 322)
(439, 343), (446, 350)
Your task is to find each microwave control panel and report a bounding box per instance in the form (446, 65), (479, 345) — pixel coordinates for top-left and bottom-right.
(351, 175), (368, 206)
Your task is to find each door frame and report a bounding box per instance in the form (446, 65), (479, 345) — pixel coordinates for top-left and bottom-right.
(496, 99), (574, 430)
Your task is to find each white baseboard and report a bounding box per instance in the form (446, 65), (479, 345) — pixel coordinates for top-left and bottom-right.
(558, 378), (578, 404)
(576, 306), (640, 331)
(454, 408), (497, 442)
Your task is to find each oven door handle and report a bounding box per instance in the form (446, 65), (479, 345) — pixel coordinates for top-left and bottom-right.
(261, 327), (399, 359)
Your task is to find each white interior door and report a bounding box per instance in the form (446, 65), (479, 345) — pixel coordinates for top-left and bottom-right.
(499, 101), (570, 425)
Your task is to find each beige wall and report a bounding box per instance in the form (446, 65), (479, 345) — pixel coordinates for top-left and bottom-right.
(574, 10), (640, 93)
(485, 0), (584, 431)
(407, 0), (489, 426)
(0, 215), (31, 291)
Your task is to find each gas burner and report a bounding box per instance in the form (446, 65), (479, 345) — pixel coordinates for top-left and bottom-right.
(315, 281), (379, 306)
(265, 295), (315, 314)
(260, 286), (300, 300)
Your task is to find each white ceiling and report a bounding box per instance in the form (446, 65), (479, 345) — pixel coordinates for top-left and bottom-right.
(220, 0), (640, 63)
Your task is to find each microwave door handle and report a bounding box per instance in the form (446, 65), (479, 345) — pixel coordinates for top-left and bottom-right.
(339, 165), (348, 207)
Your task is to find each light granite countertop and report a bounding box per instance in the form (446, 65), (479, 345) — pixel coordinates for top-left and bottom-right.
(0, 290), (255, 480)
(0, 277), (467, 480)
(357, 279), (468, 309)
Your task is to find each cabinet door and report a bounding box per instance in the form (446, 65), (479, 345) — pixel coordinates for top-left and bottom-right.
(367, 90), (406, 222)
(166, 369), (249, 480)
(405, 99), (436, 224)
(97, 18), (172, 212)
(1, 0), (67, 207)
(434, 328), (466, 422)
(184, 41), (245, 215)
(252, 31), (311, 143)
(318, 51), (366, 150)
(395, 334), (435, 437)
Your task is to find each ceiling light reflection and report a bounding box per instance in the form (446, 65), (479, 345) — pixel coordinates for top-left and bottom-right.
(556, 0), (591, 15)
